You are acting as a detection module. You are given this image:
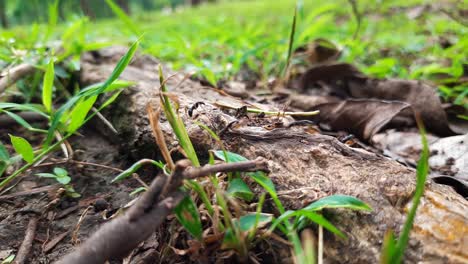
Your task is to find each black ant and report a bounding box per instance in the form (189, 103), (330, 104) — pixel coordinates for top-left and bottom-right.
(188, 101), (205, 117)
(235, 106), (249, 119)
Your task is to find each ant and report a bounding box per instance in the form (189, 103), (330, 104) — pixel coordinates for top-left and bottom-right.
(187, 101), (205, 117)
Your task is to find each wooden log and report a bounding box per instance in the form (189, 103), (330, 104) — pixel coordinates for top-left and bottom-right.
(79, 47), (468, 263)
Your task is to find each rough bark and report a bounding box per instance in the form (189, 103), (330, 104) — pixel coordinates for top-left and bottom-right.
(80, 47), (468, 264)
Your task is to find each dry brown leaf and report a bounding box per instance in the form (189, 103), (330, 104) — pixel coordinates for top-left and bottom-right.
(312, 99), (410, 140)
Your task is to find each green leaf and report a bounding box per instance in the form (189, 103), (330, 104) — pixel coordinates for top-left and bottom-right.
(67, 95), (98, 133)
(53, 167), (68, 177)
(270, 210), (345, 238)
(45, 42), (138, 146)
(3, 111), (32, 130)
(0, 161), (7, 177)
(0, 103), (48, 117)
(174, 195), (203, 241)
(9, 135), (34, 163)
(302, 195), (372, 212)
(296, 195), (371, 230)
(46, 0), (59, 40)
(238, 213), (272, 232)
(227, 178), (254, 201)
(92, 39), (140, 96)
(42, 60), (55, 113)
(53, 167), (71, 184)
(213, 150), (276, 191)
(0, 142), (10, 161)
(56, 175), (71, 185)
(213, 150), (279, 209)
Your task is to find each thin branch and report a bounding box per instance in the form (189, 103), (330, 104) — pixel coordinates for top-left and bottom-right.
(14, 216), (39, 264)
(0, 64), (36, 94)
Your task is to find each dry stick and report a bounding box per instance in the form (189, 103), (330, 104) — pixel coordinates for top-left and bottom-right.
(56, 158), (268, 264)
(14, 216), (39, 264)
(0, 64), (36, 94)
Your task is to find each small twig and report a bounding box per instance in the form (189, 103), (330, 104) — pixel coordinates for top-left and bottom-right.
(131, 173), (149, 189)
(71, 206), (92, 245)
(91, 107), (118, 134)
(14, 216), (39, 264)
(0, 184), (60, 201)
(0, 64), (36, 94)
(54, 132), (71, 159)
(183, 157), (269, 179)
(36, 159), (124, 173)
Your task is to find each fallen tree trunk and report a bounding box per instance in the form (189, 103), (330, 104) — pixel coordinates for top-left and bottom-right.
(79, 47), (468, 263)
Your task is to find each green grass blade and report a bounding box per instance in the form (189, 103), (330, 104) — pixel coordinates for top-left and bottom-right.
(67, 96), (98, 133)
(45, 43), (138, 146)
(391, 118), (430, 263)
(227, 178), (254, 201)
(46, 0), (59, 40)
(283, 4), (298, 78)
(270, 210), (345, 238)
(381, 230), (397, 264)
(92, 39), (140, 96)
(42, 60), (55, 113)
(104, 0), (141, 36)
(159, 66), (200, 166)
(0, 103), (48, 117)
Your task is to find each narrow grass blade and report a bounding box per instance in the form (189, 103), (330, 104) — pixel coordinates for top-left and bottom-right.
(67, 96), (98, 133)
(283, 4), (298, 78)
(42, 60), (54, 113)
(104, 0), (141, 36)
(391, 116), (430, 263)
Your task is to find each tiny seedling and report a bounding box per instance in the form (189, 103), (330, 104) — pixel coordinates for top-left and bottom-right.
(36, 167), (80, 198)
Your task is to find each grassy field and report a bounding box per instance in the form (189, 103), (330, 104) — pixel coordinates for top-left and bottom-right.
(0, 1), (459, 262)
(1, 0), (467, 107)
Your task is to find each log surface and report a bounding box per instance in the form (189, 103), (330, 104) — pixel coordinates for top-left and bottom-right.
(80, 47), (468, 264)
